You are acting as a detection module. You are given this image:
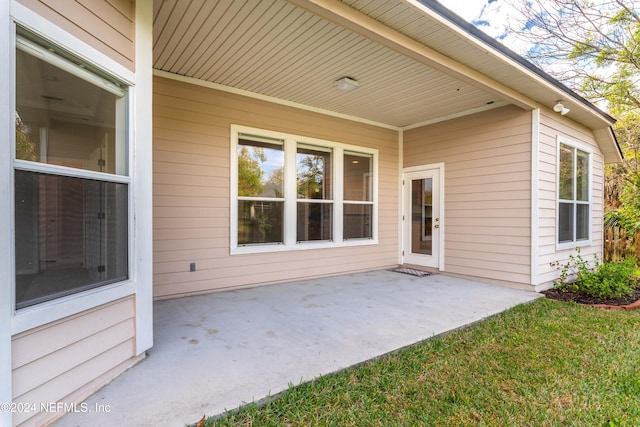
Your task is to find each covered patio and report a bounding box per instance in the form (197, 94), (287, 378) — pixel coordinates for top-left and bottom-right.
(54, 270), (539, 426)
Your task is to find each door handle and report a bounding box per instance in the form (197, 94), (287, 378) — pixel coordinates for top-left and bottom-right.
(434, 225), (439, 229)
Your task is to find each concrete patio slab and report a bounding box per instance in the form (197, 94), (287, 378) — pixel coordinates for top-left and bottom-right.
(53, 270), (539, 426)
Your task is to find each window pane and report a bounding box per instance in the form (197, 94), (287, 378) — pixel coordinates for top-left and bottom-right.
(344, 204), (372, 239)
(297, 203), (332, 241)
(297, 145), (331, 200)
(15, 171), (128, 309)
(576, 204), (589, 240)
(238, 200), (283, 244)
(559, 144), (574, 200)
(558, 202), (574, 243)
(16, 45), (127, 175)
(411, 178), (433, 256)
(344, 153), (372, 201)
(576, 150), (589, 202)
(238, 138), (284, 198)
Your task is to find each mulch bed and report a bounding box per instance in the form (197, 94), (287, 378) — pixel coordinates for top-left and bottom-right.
(542, 287), (640, 307)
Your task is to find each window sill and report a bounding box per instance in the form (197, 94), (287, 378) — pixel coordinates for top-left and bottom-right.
(231, 238), (378, 255)
(11, 280), (136, 335)
(556, 239), (592, 252)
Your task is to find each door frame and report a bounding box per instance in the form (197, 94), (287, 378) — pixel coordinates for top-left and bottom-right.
(402, 163), (444, 270)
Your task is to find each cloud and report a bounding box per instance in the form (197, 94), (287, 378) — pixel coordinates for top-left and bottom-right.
(472, 19), (491, 27)
(440, 0), (530, 54)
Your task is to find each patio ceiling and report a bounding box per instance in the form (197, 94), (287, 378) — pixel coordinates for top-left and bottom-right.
(152, 0), (618, 151)
(152, 0), (520, 128)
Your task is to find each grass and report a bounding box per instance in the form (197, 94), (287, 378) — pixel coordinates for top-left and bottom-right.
(198, 299), (640, 426)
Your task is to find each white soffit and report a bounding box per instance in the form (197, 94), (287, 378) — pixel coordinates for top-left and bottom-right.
(152, 0), (509, 128)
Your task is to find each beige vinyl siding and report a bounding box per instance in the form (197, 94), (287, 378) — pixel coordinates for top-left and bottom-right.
(404, 105), (532, 285)
(11, 297), (136, 426)
(537, 110), (604, 285)
(18, 0), (134, 71)
(153, 76), (399, 298)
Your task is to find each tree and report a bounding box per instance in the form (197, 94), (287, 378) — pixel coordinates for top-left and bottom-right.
(506, 0), (640, 113)
(297, 154), (327, 199)
(605, 111), (640, 209)
(237, 145), (265, 197)
(15, 114), (38, 161)
(505, 0), (640, 220)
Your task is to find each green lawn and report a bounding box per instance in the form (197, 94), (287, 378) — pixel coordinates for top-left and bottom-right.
(200, 299), (640, 426)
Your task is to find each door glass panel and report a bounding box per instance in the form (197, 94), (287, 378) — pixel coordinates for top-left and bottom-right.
(411, 178), (432, 256)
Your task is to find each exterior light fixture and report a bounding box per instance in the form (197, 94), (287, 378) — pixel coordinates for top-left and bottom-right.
(553, 101), (570, 116)
(334, 76), (359, 91)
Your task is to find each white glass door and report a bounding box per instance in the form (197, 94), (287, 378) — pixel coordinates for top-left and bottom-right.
(403, 167), (441, 268)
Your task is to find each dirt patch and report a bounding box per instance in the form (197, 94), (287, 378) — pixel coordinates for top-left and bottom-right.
(542, 287), (640, 307)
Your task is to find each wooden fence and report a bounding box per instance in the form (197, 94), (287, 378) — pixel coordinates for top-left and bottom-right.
(604, 226), (640, 261)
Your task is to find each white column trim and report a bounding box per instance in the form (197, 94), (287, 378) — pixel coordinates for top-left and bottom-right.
(397, 130), (404, 264)
(134, 0), (154, 355)
(531, 109), (541, 285)
(1, 3), (13, 424)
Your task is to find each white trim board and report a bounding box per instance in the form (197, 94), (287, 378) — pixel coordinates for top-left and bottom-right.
(10, 2), (134, 84)
(402, 163), (445, 271)
(133, 0), (154, 356)
(1, 3), (14, 424)
(530, 109), (540, 285)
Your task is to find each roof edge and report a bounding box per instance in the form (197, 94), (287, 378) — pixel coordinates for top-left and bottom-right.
(416, 0), (616, 125)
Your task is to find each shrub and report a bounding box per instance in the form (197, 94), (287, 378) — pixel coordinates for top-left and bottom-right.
(552, 249), (639, 300)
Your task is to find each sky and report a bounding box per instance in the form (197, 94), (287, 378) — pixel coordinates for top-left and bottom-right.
(437, 1), (576, 79)
(439, 0), (617, 91)
(438, 0), (528, 54)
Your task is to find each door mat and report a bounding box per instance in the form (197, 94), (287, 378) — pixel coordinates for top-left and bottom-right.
(389, 267), (433, 277)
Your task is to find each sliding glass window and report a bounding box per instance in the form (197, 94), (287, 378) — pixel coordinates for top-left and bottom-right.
(14, 31), (129, 309)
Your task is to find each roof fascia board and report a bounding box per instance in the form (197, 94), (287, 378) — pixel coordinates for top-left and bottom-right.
(408, 0), (616, 127)
(594, 127), (624, 163)
(284, 0), (536, 111)
(153, 69), (401, 131)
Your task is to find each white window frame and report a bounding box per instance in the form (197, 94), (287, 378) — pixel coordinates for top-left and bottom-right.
(556, 136), (593, 251)
(230, 125), (378, 254)
(8, 8), (138, 334)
